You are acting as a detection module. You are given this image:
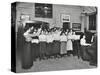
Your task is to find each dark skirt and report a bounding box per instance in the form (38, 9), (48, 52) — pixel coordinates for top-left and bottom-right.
(21, 42), (33, 69)
(46, 42), (53, 56)
(73, 40), (79, 56)
(53, 40), (60, 55)
(39, 42), (46, 57)
(31, 43), (39, 61)
(80, 46), (91, 61)
(35, 43), (40, 58)
(87, 46), (97, 65)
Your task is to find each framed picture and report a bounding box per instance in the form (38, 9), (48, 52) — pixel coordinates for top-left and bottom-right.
(72, 23), (81, 31)
(89, 14), (96, 30)
(61, 14), (70, 22)
(35, 3), (53, 18)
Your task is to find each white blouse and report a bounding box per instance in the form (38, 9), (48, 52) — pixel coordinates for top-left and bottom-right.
(72, 35), (80, 40)
(53, 33), (60, 40)
(39, 34), (46, 42)
(23, 28), (32, 42)
(80, 38), (91, 46)
(60, 35), (67, 42)
(67, 34), (73, 40)
(80, 38), (86, 46)
(46, 35), (54, 43)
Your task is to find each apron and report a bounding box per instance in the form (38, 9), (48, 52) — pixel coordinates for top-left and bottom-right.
(66, 39), (73, 51)
(60, 41), (67, 54)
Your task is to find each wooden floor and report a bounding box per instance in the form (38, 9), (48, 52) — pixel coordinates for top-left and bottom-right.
(16, 55), (96, 73)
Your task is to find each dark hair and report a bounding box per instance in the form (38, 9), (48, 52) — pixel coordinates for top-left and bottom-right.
(60, 31), (65, 35)
(80, 33), (85, 39)
(24, 25), (31, 32)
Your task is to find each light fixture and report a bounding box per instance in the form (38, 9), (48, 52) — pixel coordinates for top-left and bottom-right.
(81, 9), (87, 16)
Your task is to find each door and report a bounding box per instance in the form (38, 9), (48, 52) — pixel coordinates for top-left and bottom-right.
(63, 22), (70, 31)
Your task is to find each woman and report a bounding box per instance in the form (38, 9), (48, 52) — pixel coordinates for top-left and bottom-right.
(39, 30), (47, 60)
(31, 29), (39, 61)
(80, 34), (91, 61)
(66, 29), (73, 56)
(60, 32), (67, 57)
(46, 31), (54, 59)
(87, 33), (97, 66)
(65, 29), (68, 35)
(72, 31), (79, 56)
(22, 26), (33, 69)
(53, 29), (61, 58)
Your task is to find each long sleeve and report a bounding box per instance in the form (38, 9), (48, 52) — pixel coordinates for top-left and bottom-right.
(80, 38), (91, 46)
(80, 39), (86, 45)
(23, 29), (32, 42)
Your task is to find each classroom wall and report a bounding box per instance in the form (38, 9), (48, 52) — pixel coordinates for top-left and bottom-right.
(16, 2), (84, 32)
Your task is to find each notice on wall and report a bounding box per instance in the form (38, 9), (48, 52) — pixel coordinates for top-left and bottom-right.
(61, 14), (70, 22)
(72, 23), (81, 31)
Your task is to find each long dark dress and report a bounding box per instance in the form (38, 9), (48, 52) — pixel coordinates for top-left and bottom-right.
(53, 40), (60, 55)
(39, 42), (46, 58)
(31, 36), (39, 61)
(80, 46), (91, 61)
(46, 42), (53, 56)
(73, 40), (79, 56)
(39, 35), (46, 59)
(35, 43), (39, 58)
(21, 26), (33, 69)
(87, 35), (97, 65)
(22, 41), (33, 69)
(46, 35), (54, 57)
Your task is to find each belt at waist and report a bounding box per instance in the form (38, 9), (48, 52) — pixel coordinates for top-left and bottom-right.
(54, 40), (60, 41)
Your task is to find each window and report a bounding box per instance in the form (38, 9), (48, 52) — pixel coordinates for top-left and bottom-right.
(89, 14), (96, 30)
(35, 3), (52, 18)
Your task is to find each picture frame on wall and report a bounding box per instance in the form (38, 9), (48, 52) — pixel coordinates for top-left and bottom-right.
(61, 14), (70, 22)
(35, 3), (53, 18)
(72, 23), (81, 31)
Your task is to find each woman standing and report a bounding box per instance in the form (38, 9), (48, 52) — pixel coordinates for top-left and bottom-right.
(46, 31), (54, 59)
(22, 26), (33, 69)
(53, 29), (61, 58)
(39, 30), (47, 60)
(60, 32), (67, 57)
(31, 29), (39, 61)
(72, 31), (78, 56)
(66, 29), (73, 56)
